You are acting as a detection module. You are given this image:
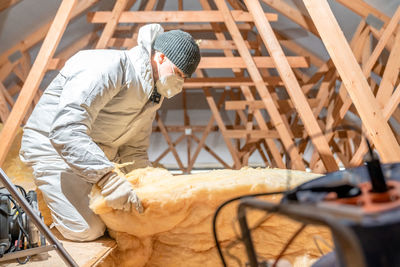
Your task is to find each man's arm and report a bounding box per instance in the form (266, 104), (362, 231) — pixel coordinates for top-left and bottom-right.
(49, 69), (122, 183)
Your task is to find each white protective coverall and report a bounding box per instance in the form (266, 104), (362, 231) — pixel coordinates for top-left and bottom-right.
(20, 24), (164, 241)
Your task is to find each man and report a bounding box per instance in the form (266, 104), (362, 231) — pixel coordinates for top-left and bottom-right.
(19, 24), (201, 241)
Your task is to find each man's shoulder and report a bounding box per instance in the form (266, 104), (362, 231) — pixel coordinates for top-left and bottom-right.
(61, 49), (128, 76)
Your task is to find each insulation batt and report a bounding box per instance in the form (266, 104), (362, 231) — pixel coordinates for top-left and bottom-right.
(1, 124), (331, 266)
(90, 167), (332, 267)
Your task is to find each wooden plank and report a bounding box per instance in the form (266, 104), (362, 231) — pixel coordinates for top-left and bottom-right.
(0, 0), (100, 66)
(87, 10), (278, 23)
(191, 134), (230, 169)
(0, 0), (21, 12)
(277, 31), (325, 67)
(223, 130), (279, 139)
(199, 0), (286, 170)
(95, 0), (131, 49)
(153, 134), (185, 164)
(197, 39), (259, 50)
(183, 77), (284, 88)
(363, 7), (400, 77)
(110, 38), (260, 50)
(383, 83), (400, 121)
(215, 0), (305, 171)
(152, 125), (218, 132)
(155, 113), (185, 170)
(0, 61), (19, 81)
(204, 88), (241, 168)
(81, 243), (117, 267)
(245, 0), (338, 171)
(187, 88), (227, 172)
(261, 0), (320, 37)
(350, 82), (400, 166)
(198, 56), (309, 69)
(3, 229), (116, 267)
(335, 0), (391, 25)
(48, 56), (309, 70)
(303, 0), (400, 163)
(0, 83), (14, 107)
(182, 90), (191, 172)
(225, 99), (319, 112)
(0, 86), (10, 122)
(0, 0), (77, 166)
(376, 27), (400, 105)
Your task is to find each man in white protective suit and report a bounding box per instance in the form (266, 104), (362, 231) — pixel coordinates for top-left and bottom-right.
(19, 24), (201, 241)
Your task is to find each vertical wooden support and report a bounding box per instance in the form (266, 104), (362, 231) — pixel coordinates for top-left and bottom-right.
(204, 88), (241, 168)
(95, 0), (131, 49)
(302, 0), (400, 163)
(244, 0), (338, 171)
(0, 84), (10, 122)
(155, 113), (185, 170)
(199, 0), (286, 169)
(0, 0), (21, 12)
(0, 0), (100, 67)
(215, 0), (306, 171)
(0, 0), (77, 166)
(182, 89), (191, 171)
(376, 27), (400, 105)
(187, 87), (228, 172)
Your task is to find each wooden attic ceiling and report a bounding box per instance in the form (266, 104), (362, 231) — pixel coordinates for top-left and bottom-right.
(0, 0), (399, 174)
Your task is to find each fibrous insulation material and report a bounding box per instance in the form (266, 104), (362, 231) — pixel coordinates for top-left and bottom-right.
(1, 124), (332, 266)
(90, 167), (332, 267)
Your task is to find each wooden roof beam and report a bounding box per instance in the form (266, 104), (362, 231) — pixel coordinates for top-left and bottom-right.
(335, 0), (390, 25)
(261, 0), (320, 37)
(48, 56), (310, 70)
(87, 10), (278, 23)
(245, 0), (339, 171)
(0, 0), (21, 12)
(0, 0), (77, 166)
(303, 0), (400, 163)
(95, 0), (132, 49)
(0, 0), (100, 67)
(215, 0), (306, 171)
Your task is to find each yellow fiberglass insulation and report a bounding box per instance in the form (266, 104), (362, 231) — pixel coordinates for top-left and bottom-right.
(1, 125), (332, 266)
(90, 167), (332, 267)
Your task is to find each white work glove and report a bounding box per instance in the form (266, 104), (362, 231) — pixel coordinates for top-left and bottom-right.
(97, 171), (143, 213)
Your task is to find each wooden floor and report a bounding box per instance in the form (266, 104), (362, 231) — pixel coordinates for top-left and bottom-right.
(1, 228), (116, 267)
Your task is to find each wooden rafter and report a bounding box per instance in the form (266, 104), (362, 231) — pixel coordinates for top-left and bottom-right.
(303, 0), (400, 163)
(1, 0), (399, 173)
(0, 0), (78, 165)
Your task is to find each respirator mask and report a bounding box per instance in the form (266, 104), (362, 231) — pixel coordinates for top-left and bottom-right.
(155, 60), (184, 99)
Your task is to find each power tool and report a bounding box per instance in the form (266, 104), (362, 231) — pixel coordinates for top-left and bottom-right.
(0, 185), (46, 264)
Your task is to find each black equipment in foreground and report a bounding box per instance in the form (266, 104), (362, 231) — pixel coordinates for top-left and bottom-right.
(214, 147), (400, 266)
(0, 186), (46, 263)
(0, 168), (78, 266)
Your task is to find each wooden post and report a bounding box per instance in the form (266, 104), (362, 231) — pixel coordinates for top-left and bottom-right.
(244, 0), (338, 171)
(302, 0), (400, 163)
(215, 0), (307, 170)
(155, 113), (185, 171)
(0, 84), (10, 122)
(95, 0), (132, 49)
(0, 0), (77, 166)
(376, 27), (400, 105)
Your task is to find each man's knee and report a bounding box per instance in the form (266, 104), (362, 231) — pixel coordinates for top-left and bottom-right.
(56, 221), (106, 242)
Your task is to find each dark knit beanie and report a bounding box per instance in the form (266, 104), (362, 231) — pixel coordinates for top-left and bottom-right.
(153, 30), (201, 77)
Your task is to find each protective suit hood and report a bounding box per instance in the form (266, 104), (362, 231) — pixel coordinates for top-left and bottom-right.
(126, 24), (164, 99)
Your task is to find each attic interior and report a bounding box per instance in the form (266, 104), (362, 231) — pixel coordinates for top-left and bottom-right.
(0, 0), (400, 266)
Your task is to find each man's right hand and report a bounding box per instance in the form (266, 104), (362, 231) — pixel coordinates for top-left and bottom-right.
(97, 171), (143, 213)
